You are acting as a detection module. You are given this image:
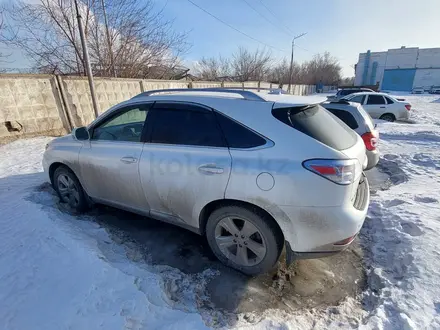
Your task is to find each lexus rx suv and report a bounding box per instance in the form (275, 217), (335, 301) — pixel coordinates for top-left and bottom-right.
(43, 88), (370, 275)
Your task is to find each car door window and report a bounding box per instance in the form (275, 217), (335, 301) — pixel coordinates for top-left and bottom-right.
(347, 94), (365, 104)
(149, 106), (225, 147)
(326, 108), (359, 129)
(366, 95), (386, 105)
(92, 106), (148, 142)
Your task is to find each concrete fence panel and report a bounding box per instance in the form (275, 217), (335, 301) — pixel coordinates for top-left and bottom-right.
(142, 80), (188, 91)
(0, 74), (330, 143)
(191, 81), (222, 88)
(260, 82), (272, 89)
(223, 82), (243, 88)
(0, 75), (67, 140)
(61, 77), (142, 126)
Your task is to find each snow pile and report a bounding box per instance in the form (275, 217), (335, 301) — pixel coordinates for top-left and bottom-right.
(358, 94), (440, 329)
(0, 138), (209, 330)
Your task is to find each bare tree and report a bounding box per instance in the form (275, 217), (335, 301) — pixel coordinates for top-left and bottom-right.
(300, 52), (342, 85)
(4, 0), (189, 78)
(231, 47), (272, 82)
(194, 56), (231, 81)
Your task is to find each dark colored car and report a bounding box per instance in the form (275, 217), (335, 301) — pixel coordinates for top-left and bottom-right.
(327, 88), (375, 101)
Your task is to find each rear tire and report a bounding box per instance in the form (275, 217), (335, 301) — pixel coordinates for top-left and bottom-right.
(380, 113), (396, 122)
(53, 166), (88, 212)
(205, 205), (282, 276)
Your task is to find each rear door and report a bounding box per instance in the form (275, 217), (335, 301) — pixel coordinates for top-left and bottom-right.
(139, 102), (232, 229)
(363, 94), (387, 118)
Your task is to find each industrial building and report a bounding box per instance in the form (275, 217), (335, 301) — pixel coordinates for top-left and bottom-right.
(354, 47), (440, 91)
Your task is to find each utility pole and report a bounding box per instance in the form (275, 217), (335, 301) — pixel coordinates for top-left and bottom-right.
(74, 0), (100, 118)
(101, 0), (116, 77)
(287, 32), (307, 94)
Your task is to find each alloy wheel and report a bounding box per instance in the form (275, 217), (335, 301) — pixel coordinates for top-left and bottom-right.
(57, 174), (80, 208)
(214, 216), (267, 267)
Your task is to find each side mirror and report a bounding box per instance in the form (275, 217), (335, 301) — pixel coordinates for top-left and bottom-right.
(72, 127), (90, 141)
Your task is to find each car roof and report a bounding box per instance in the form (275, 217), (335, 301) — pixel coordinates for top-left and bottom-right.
(126, 90), (327, 108)
(347, 91), (392, 97)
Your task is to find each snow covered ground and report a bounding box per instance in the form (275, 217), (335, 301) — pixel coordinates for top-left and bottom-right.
(0, 94), (439, 329)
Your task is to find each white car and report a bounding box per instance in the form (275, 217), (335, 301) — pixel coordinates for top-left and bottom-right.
(412, 87), (424, 94)
(43, 88), (370, 275)
(342, 92), (411, 122)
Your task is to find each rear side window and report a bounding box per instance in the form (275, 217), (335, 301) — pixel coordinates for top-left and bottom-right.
(366, 95), (386, 105)
(215, 113), (266, 148)
(272, 105), (357, 150)
(149, 108), (225, 147)
(325, 108), (359, 129)
(385, 96), (394, 104)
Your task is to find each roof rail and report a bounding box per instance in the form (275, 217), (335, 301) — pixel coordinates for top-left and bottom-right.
(132, 87), (285, 101)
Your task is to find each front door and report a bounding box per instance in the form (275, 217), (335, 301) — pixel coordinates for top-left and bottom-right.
(139, 102), (232, 229)
(363, 94), (387, 118)
(79, 103), (151, 213)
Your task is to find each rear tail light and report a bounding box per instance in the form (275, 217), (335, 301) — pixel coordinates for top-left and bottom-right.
(303, 159), (357, 185)
(405, 104), (411, 111)
(361, 131), (378, 151)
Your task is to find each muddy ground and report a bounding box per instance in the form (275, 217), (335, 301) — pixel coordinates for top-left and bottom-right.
(33, 167), (389, 319)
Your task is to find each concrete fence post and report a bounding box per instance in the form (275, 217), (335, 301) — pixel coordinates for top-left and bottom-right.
(139, 80), (145, 92)
(54, 75), (74, 131)
(221, 81), (225, 88)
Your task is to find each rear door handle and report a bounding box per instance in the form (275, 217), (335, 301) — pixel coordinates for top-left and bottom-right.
(380, 106), (386, 108)
(120, 156), (137, 164)
(198, 164), (224, 174)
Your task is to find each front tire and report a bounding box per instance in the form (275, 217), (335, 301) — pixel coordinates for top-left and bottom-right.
(53, 166), (88, 212)
(206, 205), (282, 276)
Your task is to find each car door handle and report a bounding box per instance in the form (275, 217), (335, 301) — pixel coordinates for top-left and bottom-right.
(120, 156), (137, 164)
(198, 164), (224, 174)
(380, 106), (386, 108)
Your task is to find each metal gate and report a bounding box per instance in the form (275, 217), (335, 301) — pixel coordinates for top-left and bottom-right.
(381, 69), (416, 91)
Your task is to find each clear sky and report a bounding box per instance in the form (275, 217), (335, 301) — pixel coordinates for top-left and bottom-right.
(2, 0), (440, 77)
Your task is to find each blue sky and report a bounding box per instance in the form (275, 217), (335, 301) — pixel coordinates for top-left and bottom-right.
(2, 0), (440, 77)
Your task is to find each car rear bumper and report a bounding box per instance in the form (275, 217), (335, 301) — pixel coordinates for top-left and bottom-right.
(365, 149), (379, 170)
(282, 175), (369, 263)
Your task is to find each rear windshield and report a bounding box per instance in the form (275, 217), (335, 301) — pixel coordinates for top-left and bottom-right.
(272, 104), (357, 150)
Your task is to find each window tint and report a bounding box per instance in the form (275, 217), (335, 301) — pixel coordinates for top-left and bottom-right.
(339, 90), (352, 96)
(385, 96), (394, 104)
(215, 113), (266, 148)
(326, 108), (359, 129)
(92, 107), (148, 142)
(272, 105), (357, 150)
(348, 94), (365, 104)
(366, 95), (386, 105)
(150, 108), (225, 147)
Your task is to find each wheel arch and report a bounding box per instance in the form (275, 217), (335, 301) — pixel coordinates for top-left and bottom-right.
(198, 198), (285, 244)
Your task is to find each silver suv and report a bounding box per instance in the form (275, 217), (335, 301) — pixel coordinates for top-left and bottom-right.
(321, 100), (379, 170)
(43, 89), (370, 275)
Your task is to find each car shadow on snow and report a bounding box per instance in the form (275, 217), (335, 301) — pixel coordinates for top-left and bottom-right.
(13, 173), (378, 327)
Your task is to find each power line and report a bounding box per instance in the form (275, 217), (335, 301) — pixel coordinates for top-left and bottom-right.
(240, 0), (292, 37)
(186, 0), (287, 53)
(257, 0), (294, 35)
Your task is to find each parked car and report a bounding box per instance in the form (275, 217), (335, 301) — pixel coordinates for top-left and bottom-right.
(321, 100), (379, 170)
(430, 86), (440, 94)
(412, 86), (424, 94)
(342, 92), (411, 122)
(327, 88), (375, 101)
(43, 88), (370, 275)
